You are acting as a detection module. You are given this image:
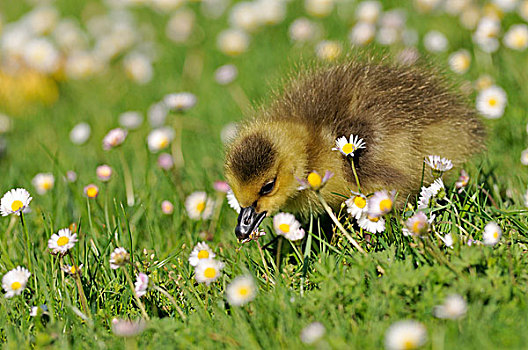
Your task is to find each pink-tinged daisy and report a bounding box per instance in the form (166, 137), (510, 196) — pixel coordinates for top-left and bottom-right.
(84, 184), (99, 199)
(48, 228), (78, 255)
(367, 190), (395, 218)
(135, 273), (149, 298)
(102, 128), (127, 150)
(273, 212), (305, 241)
(112, 319), (146, 337)
(189, 242), (216, 267)
(161, 200), (174, 215)
(297, 170), (333, 191)
(0, 188), (32, 216)
(96, 165), (113, 182)
(110, 247), (130, 269)
(404, 212), (429, 236)
(332, 134), (366, 157)
(455, 169), (469, 193)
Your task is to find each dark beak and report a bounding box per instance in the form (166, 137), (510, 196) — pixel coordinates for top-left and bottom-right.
(235, 206), (267, 240)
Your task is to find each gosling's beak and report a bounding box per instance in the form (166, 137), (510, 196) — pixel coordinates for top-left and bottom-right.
(235, 206), (267, 240)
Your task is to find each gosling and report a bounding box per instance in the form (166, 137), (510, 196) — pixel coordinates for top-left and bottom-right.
(224, 61), (485, 240)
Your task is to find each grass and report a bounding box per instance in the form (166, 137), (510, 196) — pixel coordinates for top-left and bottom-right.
(1, 0), (528, 348)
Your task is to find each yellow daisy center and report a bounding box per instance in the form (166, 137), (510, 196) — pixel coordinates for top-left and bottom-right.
(86, 187), (98, 198)
(204, 267), (216, 279)
(307, 172), (322, 188)
(238, 287), (249, 296)
(412, 221), (422, 233)
(197, 250), (209, 259)
(11, 200), (24, 212)
(368, 216), (379, 222)
(514, 34), (527, 47)
(342, 143), (355, 154)
(279, 223), (290, 233)
(70, 266), (77, 274)
(488, 97), (497, 106)
(493, 231), (498, 239)
(57, 236), (70, 246)
(196, 201), (206, 213)
(402, 339), (417, 350)
(42, 180), (52, 190)
(379, 198), (393, 212)
(159, 137), (169, 148)
(11, 281), (21, 290)
(354, 196), (366, 208)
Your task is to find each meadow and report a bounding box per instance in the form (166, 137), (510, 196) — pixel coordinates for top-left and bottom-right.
(1, 0), (528, 348)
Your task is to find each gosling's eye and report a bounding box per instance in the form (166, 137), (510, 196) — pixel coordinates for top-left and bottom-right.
(259, 179), (276, 195)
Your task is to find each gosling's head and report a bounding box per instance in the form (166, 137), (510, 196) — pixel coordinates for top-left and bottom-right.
(224, 122), (309, 240)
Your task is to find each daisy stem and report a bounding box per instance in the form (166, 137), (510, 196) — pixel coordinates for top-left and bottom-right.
(349, 157), (361, 193)
(123, 268), (150, 320)
(316, 193), (366, 254)
(275, 237), (283, 274)
(153, 285), (186, 321)
(119, 151), (135, 207)
(256, 240), (273, 286)
(171, 115), (185, 172)
(73, 271), (91, 319)
(20, 212), (32, 271)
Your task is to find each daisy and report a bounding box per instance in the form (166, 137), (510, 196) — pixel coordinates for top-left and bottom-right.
(61, 264), (83, 275)
(356, 1), (382, 23)
(424, 30), (448, 53)
(217, 29), (250, 57)
(475, 74), (494, 91)
(433, 294), (467, 319)
(332, 134), (366, 157)
(166, 10), (194, 43)
(157, 153), (174, 170)
(32, 173), (55, 195)
(404, 212), (429, 236)
(226, 189), (241, 214)
(345, 193), (368, 220)
(96, 165), (112, 182)
(23, 38), (60, 74)
(102, 128), (127, 150)
(417, 178), (445, 210)
(185, 192), (214, 220)
(84, 184), (99, 198)
(315, 40), (342, 61)
(424, 155), (453, 177)
(305, 0), (334, 18)
(482, 221), (502, 246)
(503, 24), (528, 50)
(221, 122), (238, 144)
(367, 190), (395, 218)
(119, 111), (143, 130)
(163, 92), (197, 112)
(349, 22), (376, 46)
(148, 102), (168, 127)
(385, 320), (427, 350)
(289, 17), (317, 43)
(476, 85), (507, 119)
(300, 322), (326, 345)
(226, 275), (257, 306)
(30, 304), (48, 317)
(110, 247), (130, 269)
(48, 228), (78, 255)
(0, 188), (32, 216)
(194, 258), (224, 285)
(213, 181), (230, 193)
(297, 170), (333, 191)
(273, 212), (305, 241)
(147, 128), (174, 153)
(229, 2), (260, 32)
(161, 200), (174, 215)
(441, 233), (454, 248)
(455, 169), (469, 192)
(473, 17), (500, 53)
(123, 52), (153, 85)
(112, 319), (146, 337)
(69, 122), (91, 145)
(448, 50), (471, 74)
(357, 214), (386, 234)
(215, 64), (238, 85)
(189, 242), (216, 267)
(135, 273), (149, 298)
(2, 266), (31, 298)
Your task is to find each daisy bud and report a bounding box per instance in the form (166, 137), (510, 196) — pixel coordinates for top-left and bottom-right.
(96, 164), (112, 182)
(110, 247), (130, 269)
(455, 170), (469, 193)
(84, 184), (99, 199)
(161, 200), (174, 215)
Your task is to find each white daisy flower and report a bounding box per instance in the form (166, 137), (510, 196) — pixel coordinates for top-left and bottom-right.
(424, 30), (448, 53)
(215, 64), (238, 85)
(185, 191), (214, 220)
(433, 294), (467, 319)
(147, 127), (174, 153)
(135, 273), (149, 298)
(161, 200), (174, 215)
(226, 275), (257, 306)
(417, 178), (445, 210)
(96, 165), (113, 182)
(476, 85), (507, 119)
(217, 29), (250, 57)
(357, 214), (386, 234)
(332, 134), (366, 157)
(404, 212), (429, 236)
(289, 17), (317, 43)
(102, 128), (127, 150)
(300, 321), (326, 344)
(189, 242), (216, 267)
(23, 38), (60, 74)
(70, 122), (91, 145)
(226, 189), (241, 213)
(229, 2), (260, 32)
(112, 319), (146, 337)
(48, 228), (78, 255)
(166, 10), (194, 43)
(482, 221), (502, 246)
(521, 149), (528, 165)
(194, 258), (224, 285)
(30, 304), (48, 317)
(367, 190), (395, 218)
(273, 212), (305, 241)
(345, 193), (368, 220)
(441, 233), (454, 248)
(356, 1), (382, 23)
(32, 173), (55, 195)
(297, 170), (333, 191)
(473, 17), (500, 53)
(448, 49), (471, 74)
(110, 247), (130, 269)
(119, 111), (143, 130)
(61, 264), (83, 275)
(221, 122), (238, 144)
(455, 169), (469, 192)
(475, 74), (494, 91)
(148, 102), (169, 127)
(315, 40), (342, 61)
(2, 266), (31, 298)
(163, 92), (197, 112)
(0, 188), (32, 216)
(305, 0), (334, 18)
(424, 155), (453, 177)
(123, 52), (153, 85)
(349, 22), (376, 46)
(503, 24), (528, 50)
(385, 320), (427, 350)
